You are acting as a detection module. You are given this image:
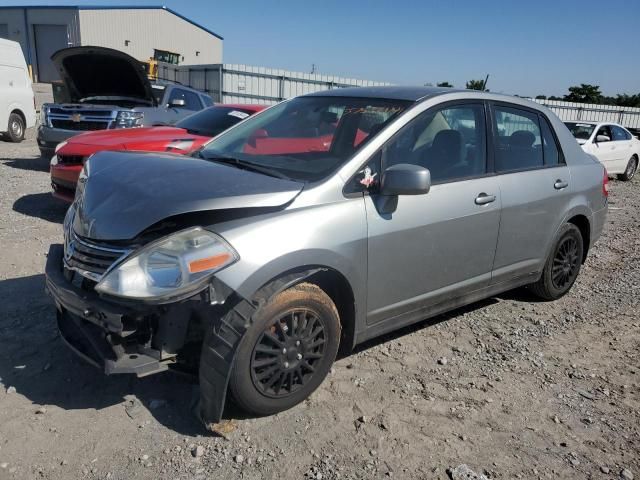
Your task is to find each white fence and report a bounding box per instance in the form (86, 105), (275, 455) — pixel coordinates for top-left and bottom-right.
(533, 99), (640, 129)
(156, 63), (390, 105)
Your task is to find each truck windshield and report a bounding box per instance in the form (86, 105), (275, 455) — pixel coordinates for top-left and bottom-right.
(198, 96), (413, 182)
(564, 122), (595, 140)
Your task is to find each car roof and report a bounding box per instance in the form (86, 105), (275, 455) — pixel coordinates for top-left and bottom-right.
(216, 103), (266, 112)
(304, 86), (468, 102)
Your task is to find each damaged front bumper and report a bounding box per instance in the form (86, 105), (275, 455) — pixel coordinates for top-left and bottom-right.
(45, 243), (250, 425)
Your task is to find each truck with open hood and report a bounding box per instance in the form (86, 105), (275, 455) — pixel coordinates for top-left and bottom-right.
(37, 46), (212, 158)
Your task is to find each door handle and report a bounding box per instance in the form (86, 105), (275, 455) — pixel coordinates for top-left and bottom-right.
(475, 193), (496, 205)
(554, 179), (569, 190)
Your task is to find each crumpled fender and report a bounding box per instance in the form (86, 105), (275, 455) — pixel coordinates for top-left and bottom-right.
(198, 267), (324, 428)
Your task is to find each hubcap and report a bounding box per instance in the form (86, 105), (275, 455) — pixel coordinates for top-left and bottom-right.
(626, 158), (637, 179)
(551, 236), (580, 289)
(250, 308), (326, 398)
(11, 120), (22, 138)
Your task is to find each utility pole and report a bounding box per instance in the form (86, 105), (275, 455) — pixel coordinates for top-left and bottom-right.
(310, 64), (317, 74)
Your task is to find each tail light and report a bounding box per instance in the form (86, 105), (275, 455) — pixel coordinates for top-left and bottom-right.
(602, 168), (609, 197)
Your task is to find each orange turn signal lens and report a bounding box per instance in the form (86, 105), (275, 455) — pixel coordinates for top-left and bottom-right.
(188, 253), (231, 273)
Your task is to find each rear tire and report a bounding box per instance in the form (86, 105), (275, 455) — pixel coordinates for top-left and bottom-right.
(228, 282), (340, 416)
(529, 223), (584, 300)
(7, 113), (25, 143)
(618, 155), (638, 181)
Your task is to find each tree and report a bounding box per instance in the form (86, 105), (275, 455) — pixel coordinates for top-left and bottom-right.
(563, 84), (603, 104)
(437, 81), (453, 88)
(466, 79), (487, 91)
(535, 95), (547, 100)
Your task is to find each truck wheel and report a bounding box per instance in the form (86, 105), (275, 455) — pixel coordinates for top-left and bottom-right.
(529, 223), (584, 300)
(618, 155), (638, 181)
(7, 113), (25, 143)
(228, 282), (340, 416)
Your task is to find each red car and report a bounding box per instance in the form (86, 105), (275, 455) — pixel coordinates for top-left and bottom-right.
(50, 104), (265, 202)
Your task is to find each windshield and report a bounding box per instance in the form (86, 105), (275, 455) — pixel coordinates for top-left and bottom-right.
(564, 122), (595, 140)
(199, 96), (413, 182)
(176, 106), (259, 137)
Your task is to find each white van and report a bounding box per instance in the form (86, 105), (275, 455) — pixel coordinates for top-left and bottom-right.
(0, 38), (36, 142)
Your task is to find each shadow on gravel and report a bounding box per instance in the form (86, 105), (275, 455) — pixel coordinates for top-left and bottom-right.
(0, 273), (205, 436)
(2, 155), (50, 172)
(13, 193), (68, 223)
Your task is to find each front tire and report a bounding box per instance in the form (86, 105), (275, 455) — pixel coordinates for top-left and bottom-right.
(618, 155), (638, 181)
(228, 283), (340, 416)
(530, 223), (584, 300)
(7, 113), (25, 143)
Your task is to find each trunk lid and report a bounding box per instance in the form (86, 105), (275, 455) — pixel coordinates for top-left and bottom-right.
(51, 46), (155, 105)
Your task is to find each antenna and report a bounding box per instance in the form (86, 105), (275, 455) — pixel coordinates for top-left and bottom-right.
(482, 74), (490, 91)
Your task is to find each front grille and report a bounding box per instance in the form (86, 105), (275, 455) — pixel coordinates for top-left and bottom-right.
(49, 107), (113, 117)
(58, 155), (85, 165)
(64, 232), (130, 281)
(51, 120), (110, 131)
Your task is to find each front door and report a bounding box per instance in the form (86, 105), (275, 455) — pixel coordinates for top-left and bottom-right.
(364, 102), (501, 325)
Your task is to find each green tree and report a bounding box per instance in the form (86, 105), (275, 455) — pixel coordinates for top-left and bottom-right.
(563, 84), (603, 104)
(437, 81), (453, 88)
(466, 79), (487, 91)
(535, 95), (547, 100)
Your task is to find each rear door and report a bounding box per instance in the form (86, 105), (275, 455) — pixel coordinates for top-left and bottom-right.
(490, 102), (571, 284)
(611, 125), (634, 172)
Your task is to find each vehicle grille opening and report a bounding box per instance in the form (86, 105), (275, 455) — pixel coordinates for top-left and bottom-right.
(65, 233), (129, 281)
(57, 155), (85, 165)
(51, 120), (110, 131)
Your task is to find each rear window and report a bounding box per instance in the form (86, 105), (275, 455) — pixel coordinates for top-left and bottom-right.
(494, 106), (543, 172)
(176, 106), (258, 137)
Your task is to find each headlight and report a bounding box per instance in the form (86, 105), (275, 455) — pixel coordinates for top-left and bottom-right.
(54, 141), (67, 153)
(114, 111), (144, 128)
(95, 228), (238, 301)
(39, 104), (50, 127)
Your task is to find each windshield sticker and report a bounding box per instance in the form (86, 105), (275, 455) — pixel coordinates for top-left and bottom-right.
(359, 166), (378, 188)
(166, 139), (195, 151)
(228, 110), (250, 120)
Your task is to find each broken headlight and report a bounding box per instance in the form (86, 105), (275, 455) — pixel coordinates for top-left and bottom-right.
(95, 228), (238, 301)
(114, 111), (144, 128)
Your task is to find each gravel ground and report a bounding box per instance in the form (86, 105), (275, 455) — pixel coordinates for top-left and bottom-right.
(0, 133), (638, 480)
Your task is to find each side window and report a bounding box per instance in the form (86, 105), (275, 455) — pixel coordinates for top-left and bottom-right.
(539, 116), (563, 165)
(201, 95), (214, 107)
(611, 125), (629, 141)
(168, 88), (203, 111)
(493, 106), (543, 172)
(380, 104), (487, 184)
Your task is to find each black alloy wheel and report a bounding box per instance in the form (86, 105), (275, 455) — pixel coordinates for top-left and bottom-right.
(551, 235), (580, 290)
(250, 308), (326, 398)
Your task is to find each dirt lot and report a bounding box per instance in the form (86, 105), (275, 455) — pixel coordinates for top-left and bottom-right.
(0, 133), (638, 480)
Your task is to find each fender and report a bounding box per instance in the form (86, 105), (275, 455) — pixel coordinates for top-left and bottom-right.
(198, 268), (324, 427)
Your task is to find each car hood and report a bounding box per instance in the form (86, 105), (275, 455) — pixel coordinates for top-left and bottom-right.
(64, 126), (208, 151)
(73, 151), (304, 241)
(52, 46), (155, 105)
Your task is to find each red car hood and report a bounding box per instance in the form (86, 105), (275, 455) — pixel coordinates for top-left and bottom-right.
(59, 127), (210, 155)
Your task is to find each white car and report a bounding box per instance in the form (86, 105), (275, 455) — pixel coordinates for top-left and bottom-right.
(0, 38), (36, 142)
(565, 121), (639, 181)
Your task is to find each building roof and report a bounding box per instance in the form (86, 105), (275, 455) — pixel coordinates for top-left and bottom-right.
(0, 5), (223, 40)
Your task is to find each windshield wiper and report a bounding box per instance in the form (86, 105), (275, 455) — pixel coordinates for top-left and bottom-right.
(198, 153), (291, 180)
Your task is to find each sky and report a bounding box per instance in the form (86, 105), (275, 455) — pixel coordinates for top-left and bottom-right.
(4, 0), (640, 97)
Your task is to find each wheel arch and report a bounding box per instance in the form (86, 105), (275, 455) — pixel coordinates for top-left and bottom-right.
(566, 214), (591, 263)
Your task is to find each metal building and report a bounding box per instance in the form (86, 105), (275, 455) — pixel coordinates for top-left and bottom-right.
(0, 5), (223, 83)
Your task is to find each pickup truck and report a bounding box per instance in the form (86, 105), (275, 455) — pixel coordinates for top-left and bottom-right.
(37, 46), (212, 158)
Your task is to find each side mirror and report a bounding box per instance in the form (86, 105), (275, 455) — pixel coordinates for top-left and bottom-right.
(169, 98), (186, 108)
(380, 163), (431, 196)
(595, 135), (610, 143)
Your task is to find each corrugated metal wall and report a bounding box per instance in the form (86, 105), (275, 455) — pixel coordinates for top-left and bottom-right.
(534, 99), (640, 129)
(157, 63), (391, 104)
(78, 8), (222, 65)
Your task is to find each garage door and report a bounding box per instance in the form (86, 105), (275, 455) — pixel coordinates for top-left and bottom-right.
(34, 24), (68, 82)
